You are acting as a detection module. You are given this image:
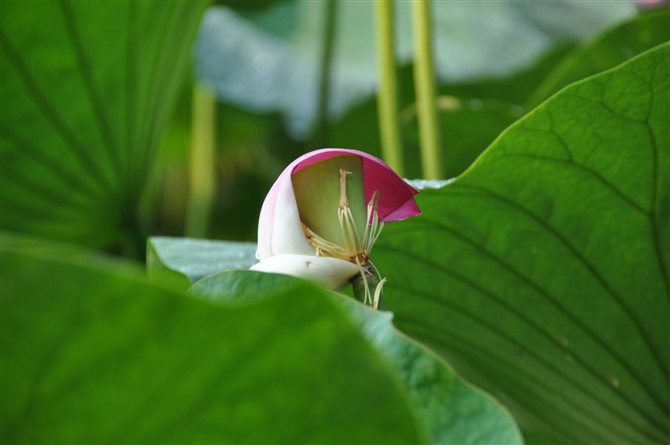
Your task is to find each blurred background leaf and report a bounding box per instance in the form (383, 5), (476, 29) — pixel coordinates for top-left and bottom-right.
(195, 0), (636, 138)
(1, 238), (424, 444)
(527, 7), (670, 107)
(3, 2), (663, 248)
(0, 1), (207, 256)
(375, 44), (670, 444)
(332, 8), (669, 179)
(189, 270), (524, 445)
(177, 1), (651, 243)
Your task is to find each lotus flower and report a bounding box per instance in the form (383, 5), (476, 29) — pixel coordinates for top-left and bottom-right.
(250, 148), (420, 308)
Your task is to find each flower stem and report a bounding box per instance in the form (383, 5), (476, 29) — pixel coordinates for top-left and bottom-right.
(412, 0), (442, 179)
(314, 0), (338, 147)
(374, 0), (404, 176)
(185, 82), (216, 238)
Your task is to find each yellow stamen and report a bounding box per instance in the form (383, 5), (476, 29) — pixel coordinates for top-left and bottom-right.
(362, 191), (384, 254)
(339, 169), (350, 209)
(303, 223), (350, 260)
(337, 169), (361, 255)
(302, 168), (387, 308)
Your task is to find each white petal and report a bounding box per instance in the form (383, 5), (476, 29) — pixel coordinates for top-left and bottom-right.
(255, 163), (314, 260)
(270, 174), (315, 257)
(250, 254), (359, 289)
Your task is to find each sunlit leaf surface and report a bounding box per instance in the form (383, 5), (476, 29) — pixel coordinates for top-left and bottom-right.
(376, 44), (670, 444)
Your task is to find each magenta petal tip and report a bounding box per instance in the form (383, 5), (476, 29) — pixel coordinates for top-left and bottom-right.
(292, 148), (420, 222)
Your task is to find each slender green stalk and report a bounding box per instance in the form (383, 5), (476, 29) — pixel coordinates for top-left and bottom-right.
(412, 0), (442, 179)
(185, 83), (216, 238)
(314, 0), (338, 147)
(374, 0), (404, 175)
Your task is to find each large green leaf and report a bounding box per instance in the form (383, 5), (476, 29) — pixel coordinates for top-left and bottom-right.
(375, 44), (670, 444)
(0, 1), (207, 252)
(527, 8), (670, 107)
(190, 270), (523, 445)
(1, 241), (423, 444)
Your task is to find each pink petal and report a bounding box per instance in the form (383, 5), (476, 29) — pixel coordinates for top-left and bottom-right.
(255, 162), (314, 260)
(293, 148), (420, 221)
(256, 148), (420, 260)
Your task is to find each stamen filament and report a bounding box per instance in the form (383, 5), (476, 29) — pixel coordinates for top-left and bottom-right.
(354, 255), (371, 305)
(304, 223), (350, 260)
(301, 167), (388, 309)
(373, 278), (387, 310)
(337, 169), (362, 256)
(339, 169), (350, 209)
(364, 191), (383, 254)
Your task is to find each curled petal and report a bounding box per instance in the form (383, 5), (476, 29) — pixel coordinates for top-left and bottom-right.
(250, 254), (360, 289)
(256, 161), (315, 260)
(293, 149), (421, 221)
(255, 148), (420, 260)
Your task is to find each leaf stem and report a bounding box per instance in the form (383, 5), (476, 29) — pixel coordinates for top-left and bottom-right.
(374, 0), (404, 175)
(412, 0), (442, 179)
(185, 83), (216, 238)
(314, 0), (338, 147)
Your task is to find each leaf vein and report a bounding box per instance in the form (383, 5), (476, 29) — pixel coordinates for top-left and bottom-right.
(59, 0), (123, 184)
(0, 122), (103, 202)
(0, 28), (115, 195)
(501, 152), (649, 215)
(381, 241), (670, 436)
(393, 311), (659, 444)
(454, 183), (670, 382)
